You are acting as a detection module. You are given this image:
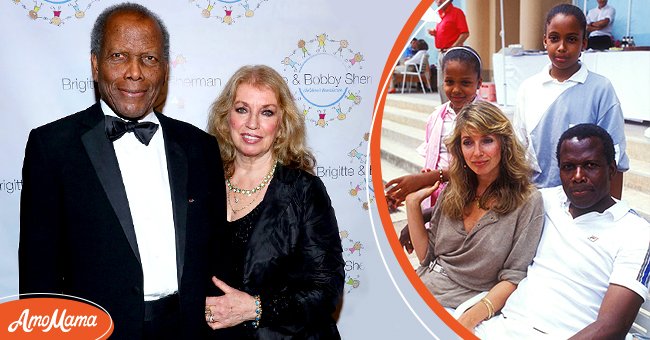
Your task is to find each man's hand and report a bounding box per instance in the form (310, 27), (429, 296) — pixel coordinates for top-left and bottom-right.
(570, 284), (643, 339)
(399, 226), (413, 254)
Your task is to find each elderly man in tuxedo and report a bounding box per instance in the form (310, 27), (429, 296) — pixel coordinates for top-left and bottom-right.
(19, 3), (225, 339)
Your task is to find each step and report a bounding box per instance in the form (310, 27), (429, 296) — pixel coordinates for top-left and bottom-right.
(626, 135), (650, 163)
(382, 106), (430, 130)
(380, 138), (422, 175)
(380, 158), (410, 184)
(385, 94), (440, 113)
(625, 159), (650, 193)
(381, 120), (425, 149)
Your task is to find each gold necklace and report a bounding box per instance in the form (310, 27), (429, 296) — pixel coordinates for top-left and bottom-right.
(226, 161), (276, 214)
(228, 189), (263, 214)
(474, 193), (483, 209)
(226, 161), (277, 199)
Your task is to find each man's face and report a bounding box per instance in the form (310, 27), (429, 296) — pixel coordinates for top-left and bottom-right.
(559, 136), (616, 218)
(436, 0), (450, 10)
(597, 0), (607, 8)
(91, 11), (167, 120)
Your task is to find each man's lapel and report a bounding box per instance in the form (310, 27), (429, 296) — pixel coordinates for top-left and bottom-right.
(158, 113), (188, 282)
(80, 104), (141, 263)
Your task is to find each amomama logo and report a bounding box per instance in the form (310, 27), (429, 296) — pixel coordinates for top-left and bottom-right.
(0, 294), (113, 339)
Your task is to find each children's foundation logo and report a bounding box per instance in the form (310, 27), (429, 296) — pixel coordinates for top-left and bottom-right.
(166, 51), (223, 110)
(12, 0), (99, 26)
(347, 132), (373, 210)
(339, 229), (364, 294)
(281, 34), (371, 128)
(0, 294), (113, 339)
(192, 0), (269, 25)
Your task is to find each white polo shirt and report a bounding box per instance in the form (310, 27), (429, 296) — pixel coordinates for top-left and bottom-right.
(488, 186), (650, 337)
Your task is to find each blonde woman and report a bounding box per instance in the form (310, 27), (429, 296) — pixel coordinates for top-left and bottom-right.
(406, 101), (544, 331)
(205, 65), (344, 339)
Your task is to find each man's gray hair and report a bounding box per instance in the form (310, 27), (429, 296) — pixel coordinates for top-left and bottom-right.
(90, 2), (170, 61)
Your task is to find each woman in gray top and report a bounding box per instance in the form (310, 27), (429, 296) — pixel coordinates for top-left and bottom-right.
(405, 101), (544, 331)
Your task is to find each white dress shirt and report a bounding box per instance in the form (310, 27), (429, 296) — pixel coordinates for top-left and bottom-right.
(101, 100), (178, 301)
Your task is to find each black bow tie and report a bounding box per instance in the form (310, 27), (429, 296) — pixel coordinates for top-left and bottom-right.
(105, 115), (159, 146)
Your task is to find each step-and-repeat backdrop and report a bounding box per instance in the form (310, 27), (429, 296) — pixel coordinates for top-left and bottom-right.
(0, 0), (459, 338)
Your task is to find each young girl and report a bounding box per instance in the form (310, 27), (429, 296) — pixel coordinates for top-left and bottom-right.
(514, 3), (628, 195)
(386, 46), (482, 211)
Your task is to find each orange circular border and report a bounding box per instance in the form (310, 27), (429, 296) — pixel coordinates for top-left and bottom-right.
(369, 1), (479, 339)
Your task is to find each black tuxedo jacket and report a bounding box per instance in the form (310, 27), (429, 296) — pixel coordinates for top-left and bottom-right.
(19, 103), (226, 339)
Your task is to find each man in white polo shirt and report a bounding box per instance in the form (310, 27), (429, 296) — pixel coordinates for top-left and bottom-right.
(475, 124), (650, 339)
(587, 0), (616, 50)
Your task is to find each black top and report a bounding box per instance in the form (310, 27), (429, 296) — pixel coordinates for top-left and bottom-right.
(225, 203), (264, 338)
(227, 203), (263, 289)
(211, 164), (344, 340)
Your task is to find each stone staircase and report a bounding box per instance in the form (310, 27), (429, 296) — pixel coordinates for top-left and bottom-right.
(380, 93), (650, 220)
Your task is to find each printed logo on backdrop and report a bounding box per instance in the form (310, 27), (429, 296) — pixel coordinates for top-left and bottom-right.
(337, 134), (375, 296)
(317, 132), (373, 211)
(12, 0), (99, 26)
(280, 34), (372, 128)
(339, 229), (364, 294)
(192, 0), (269, 25)
(348, 133), (373, 210)
(1, 179), (23, 195)
(320, 133), (372, 296)
(349, 178), (374, 211)
(167, 51), (223, 110)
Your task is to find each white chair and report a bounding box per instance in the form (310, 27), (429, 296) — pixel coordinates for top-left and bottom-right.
(399, 51), (431, 94)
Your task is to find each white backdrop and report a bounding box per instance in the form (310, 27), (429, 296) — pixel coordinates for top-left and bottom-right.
(0, 0), (460, 338)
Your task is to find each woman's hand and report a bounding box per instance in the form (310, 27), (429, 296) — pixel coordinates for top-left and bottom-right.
(404, 182), (440, 208)
(457, 281), (518, 332)
(457, 308), (483, 333)
(205, 276), (257, 330)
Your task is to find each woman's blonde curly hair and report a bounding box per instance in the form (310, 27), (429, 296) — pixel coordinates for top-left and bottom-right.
(207, 65), (316, 178)
(442, 101), (534, 220)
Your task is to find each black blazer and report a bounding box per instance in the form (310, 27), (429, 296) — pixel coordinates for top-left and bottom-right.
(19, 103), (226, 339)
(215, 164), (345, 339)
